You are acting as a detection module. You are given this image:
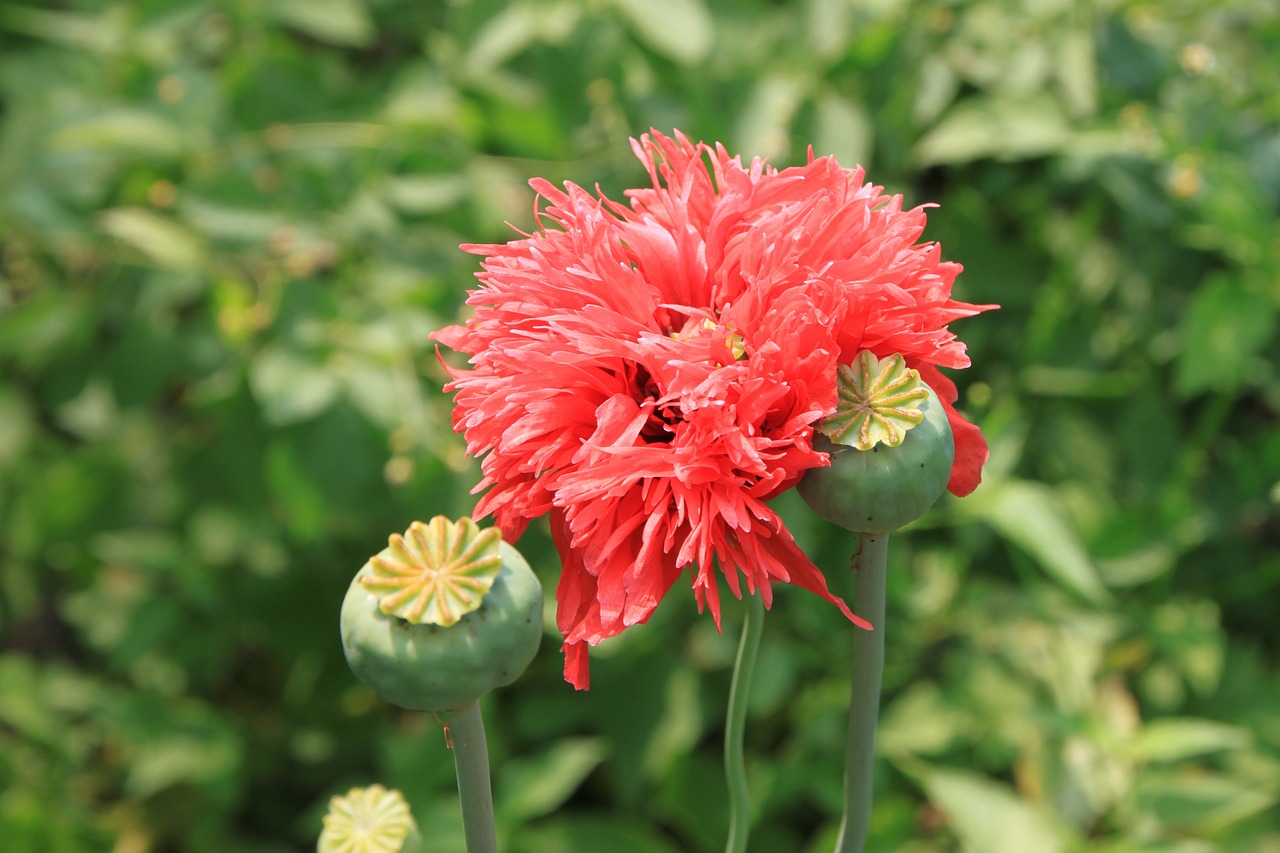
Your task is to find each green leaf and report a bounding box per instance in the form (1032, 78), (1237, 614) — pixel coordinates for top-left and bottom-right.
(1136, 770), (1277, 832)
(611, 0), (713, 65)
(248, 344), (340, 425)
(0, 656), (81, 750)
(462, 1), (581, 75)
(966, 480), (1112, 606)
(1174, 272), (1276, 397)
(1149, 600), (1225, 696)
(912, 55), (959, 126)
(50, 110), (185, 158)
(735, 72), (809, 160)
(0, 387), (35, 471)
(99, 208), (207, 271)
(464, 3), (540, 72)
(591, 645), (706, 807)
(268, 0), (375, 47)
(179, 197), (287, 243)
(1133, 718), (1251, 763)
(496, 738), (608, 825)
(914, 95), (1070, 166)
(813, 92), (873, 169)
(909, 763), (1077, 853)
(1097, 540), (1178, 587)
(55, 379), (117, 441)
(805, 0), (853, 61)
(0, 289), (95, 372)
(382, 174), (470, 215)
(265, 440), (328, 540)
(338, 359), (404, 427)
(125, 720), (241, 800)
(876, 683), (966, 757)
(1054, 27), (1097, 117)
(1188, 159), (1275, 265)
(0, 4), (125, 52)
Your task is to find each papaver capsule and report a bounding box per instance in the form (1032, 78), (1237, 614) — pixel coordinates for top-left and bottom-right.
(340, 519), (542, 712)
(798, 353), (955, 534)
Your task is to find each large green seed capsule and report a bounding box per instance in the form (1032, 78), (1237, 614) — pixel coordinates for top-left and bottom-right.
(341, 525), (542, 712)
(798, 353), (955, 534)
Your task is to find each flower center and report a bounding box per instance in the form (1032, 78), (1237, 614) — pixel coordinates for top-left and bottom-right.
(630, 364), (680, 445)
(668, 316), (747, 365)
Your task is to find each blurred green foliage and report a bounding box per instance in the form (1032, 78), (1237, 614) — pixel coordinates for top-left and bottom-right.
(1, 0), (1278, 851)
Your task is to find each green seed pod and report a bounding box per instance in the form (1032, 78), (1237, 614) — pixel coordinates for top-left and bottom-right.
(799, 352), (955, 534)
(340, 517), (542, 712)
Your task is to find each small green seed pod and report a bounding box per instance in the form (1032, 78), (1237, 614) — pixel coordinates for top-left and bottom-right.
(340, 517), (542, 712)
(799, 352), (955, 534)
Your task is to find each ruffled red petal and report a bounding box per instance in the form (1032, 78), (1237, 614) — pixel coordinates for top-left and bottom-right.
(432, 130), (993, 687)
(915, 363), (990, 497)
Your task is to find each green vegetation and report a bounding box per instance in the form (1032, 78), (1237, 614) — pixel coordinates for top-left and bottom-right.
(1, 0), (1277, 850)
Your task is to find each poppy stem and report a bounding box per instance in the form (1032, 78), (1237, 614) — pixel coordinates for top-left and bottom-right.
(439, 702), (499, 853)
(835, 532), (889, 853)
(724, 591), (766, 853)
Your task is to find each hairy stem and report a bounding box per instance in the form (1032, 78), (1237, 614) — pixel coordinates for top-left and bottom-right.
(439, 702), (499, 853)
(724, 592), (766, 853)
(835, 532), (889, 853)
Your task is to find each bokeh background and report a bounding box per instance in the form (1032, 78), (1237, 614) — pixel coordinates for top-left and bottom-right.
(2, 0), (1278, 850)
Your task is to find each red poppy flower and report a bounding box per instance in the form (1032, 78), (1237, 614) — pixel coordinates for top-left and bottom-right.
(433, 131), (994, 689)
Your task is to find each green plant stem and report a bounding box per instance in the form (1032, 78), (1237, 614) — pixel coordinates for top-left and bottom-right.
(724, 592), (766, 853)
(835, 532), (889, 853)
(439, 702), (499, 853)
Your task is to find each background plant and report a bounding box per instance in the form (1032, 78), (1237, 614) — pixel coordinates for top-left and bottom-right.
(0, 0), (1277, 851)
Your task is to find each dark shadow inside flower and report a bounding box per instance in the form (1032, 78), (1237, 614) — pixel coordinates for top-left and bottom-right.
(629, 363), (680, 446)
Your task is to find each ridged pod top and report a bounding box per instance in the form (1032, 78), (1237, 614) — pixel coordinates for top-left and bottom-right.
(317, 784), (421, 853)
(822, 351), (930, 450)
(360, 516), (502, 627)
